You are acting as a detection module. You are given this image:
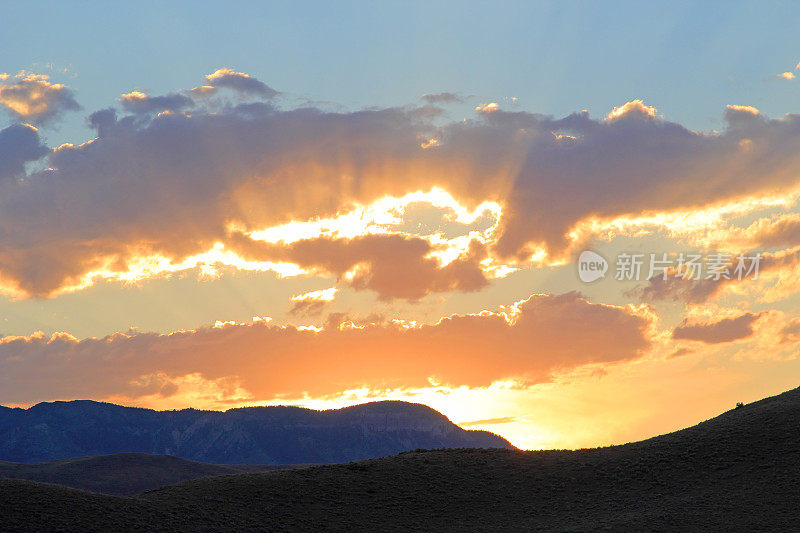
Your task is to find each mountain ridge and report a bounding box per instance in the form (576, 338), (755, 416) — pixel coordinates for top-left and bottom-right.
(0, 399), (513, 464)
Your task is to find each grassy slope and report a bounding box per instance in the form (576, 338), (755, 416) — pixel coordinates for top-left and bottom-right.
(0, 453), (293, 496)
(2, 386), (800, 531)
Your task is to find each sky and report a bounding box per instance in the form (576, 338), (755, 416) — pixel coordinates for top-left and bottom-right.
(2, 1), (800, 450)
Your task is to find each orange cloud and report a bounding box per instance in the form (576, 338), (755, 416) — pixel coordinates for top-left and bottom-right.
(672, 313), (759, 344)
(0, 292), (651, 406)
(475, 102), (499, 113)
(289, 287), (337, 316)
(190, 85), (217, 97)
(699, 211), (800, 252)
(725, 104), (760, 116)
(227, 233), (490, 300)
(458, 416), (517, 427)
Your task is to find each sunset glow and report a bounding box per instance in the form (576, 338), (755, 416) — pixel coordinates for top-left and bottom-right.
(4, 3), (800, 454)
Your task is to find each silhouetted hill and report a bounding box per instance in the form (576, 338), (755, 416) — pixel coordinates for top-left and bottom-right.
(0, 400), (512, 464)
(3, 385), (800, 531)
(0, 453), (294, 496)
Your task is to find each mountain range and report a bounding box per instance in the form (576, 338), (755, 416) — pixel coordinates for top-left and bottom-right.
(0, 400), (512, 464)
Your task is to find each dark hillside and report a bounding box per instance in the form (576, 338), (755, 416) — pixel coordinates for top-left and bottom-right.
(3, 386), (800, 531)
(0, 453), (292, 496)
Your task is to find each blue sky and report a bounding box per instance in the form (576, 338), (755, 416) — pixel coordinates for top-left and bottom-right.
(3, 0), (799, 146)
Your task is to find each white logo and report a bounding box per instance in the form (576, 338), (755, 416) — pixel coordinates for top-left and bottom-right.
(578, 250), (608, 283)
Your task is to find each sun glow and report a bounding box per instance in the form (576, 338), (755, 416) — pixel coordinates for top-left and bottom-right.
(247, 188), (502, 244)
(40, 189), (506, 297)
(567, 188), (800, 251)
(52, 245), (307, 297)
(246, 380), (551, 449)
(291, 287), (337, 302)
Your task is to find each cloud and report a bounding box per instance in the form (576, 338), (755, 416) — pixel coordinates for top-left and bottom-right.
(0, 292), (651, 405)
(635, 276), (723, 304)
(119, 91), (194, 114)
(289, 287), (337, 316)
(779, 72), (796, 80)
(725, 104), (760, 115)
(475, 102), (499, 113)
(458, 416), (517, 427)
(190, 85), (218, 97)
(421, 92), (464, 104)
(5, 81), (800, 298)
(0, 124), (48, 181)
(668, 347), (693, 358)
(672, 313), (758, 344)
(635, 246), (800, 305)
(605, 99), (658, 121)
(204, 68), (277, 98)
(710, 212), (800, 251)
(0, 103), (469, 297)
(492, 100), (800, 259)
(780, 318), (800, 343)
(228, 233), (490, 300)
(0, 71), (80, 124)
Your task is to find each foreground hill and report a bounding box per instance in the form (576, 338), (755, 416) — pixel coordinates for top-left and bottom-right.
(0, 400), (512, 463)
(0, 453), (291, 496)
(3, 385), (800, 531)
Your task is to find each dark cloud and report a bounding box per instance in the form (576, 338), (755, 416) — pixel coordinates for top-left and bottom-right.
(119, 91), (194, 114)
(668, 347), (694, 358)
(780, 318), (800, 343)
(421, 92), (464, 104)
(635, 249), (800, 305)
(288, 288), (336, 317)
(228, 233), (489, 300)
(492, 106), (800, 259)
(0, 292), (651, 404)
(289, 298), (328, 317)
(634, 276), (722, 304)
(672, 313), (758, 344)
(190, 85), (218, 98)
(88, 108), (117, 137)
(0, 124), (48, 181)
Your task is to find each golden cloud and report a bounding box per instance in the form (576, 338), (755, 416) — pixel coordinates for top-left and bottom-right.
(0, 71), (80, 123)
(0, 292), (651, 405)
